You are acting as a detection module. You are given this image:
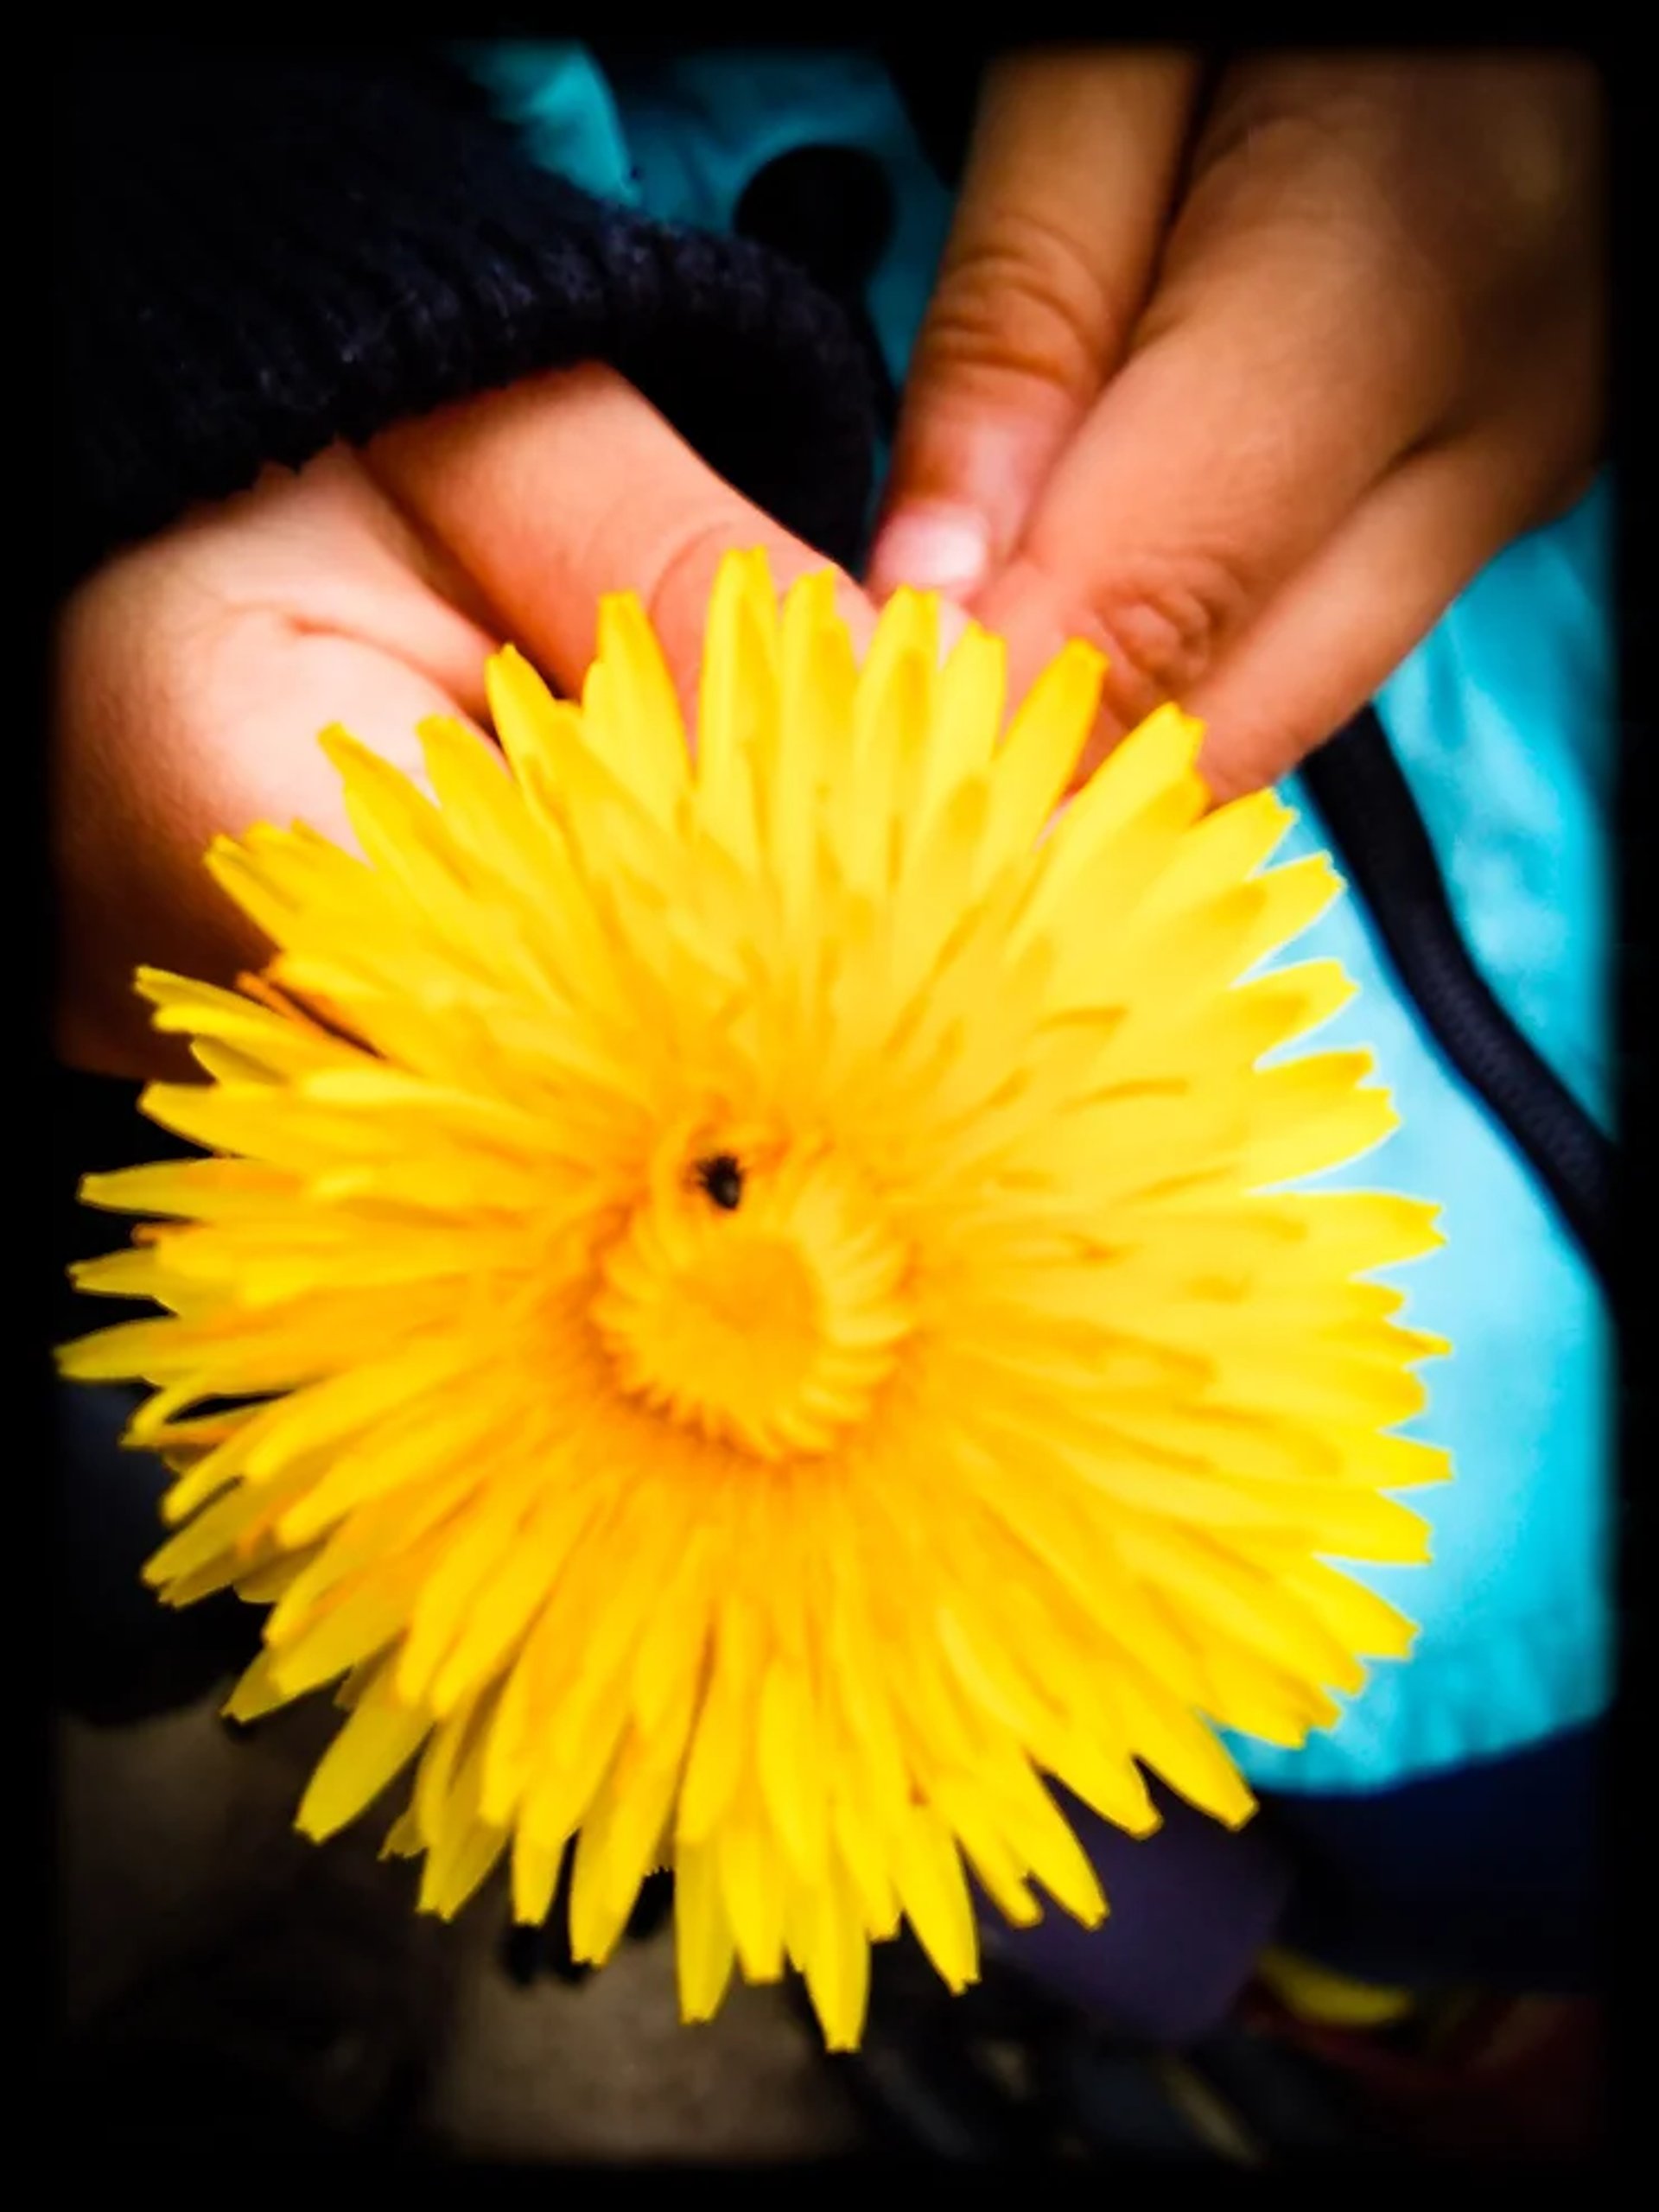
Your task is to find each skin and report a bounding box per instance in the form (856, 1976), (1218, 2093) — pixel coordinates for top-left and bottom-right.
(54, 366), (877, 1079)
(54, 53), (1604, 1082)
(868, 50), (1605, 795)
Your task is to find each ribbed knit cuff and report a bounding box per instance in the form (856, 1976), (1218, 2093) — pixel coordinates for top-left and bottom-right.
(53, 40), (878, 588)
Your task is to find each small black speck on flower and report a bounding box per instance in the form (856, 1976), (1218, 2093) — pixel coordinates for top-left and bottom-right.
(696, 1154), (745, 1211)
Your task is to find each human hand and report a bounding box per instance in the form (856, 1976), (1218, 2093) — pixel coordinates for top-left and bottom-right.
(54, 365), (877, 1080)
(869, 50), (1604, 798)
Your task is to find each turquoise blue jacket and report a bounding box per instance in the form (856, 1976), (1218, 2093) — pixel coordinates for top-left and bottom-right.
(464, 44), (1615, 1797)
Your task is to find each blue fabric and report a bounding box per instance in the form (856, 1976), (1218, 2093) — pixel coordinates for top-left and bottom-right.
(1231, 487), (1616, 1792)
(600, 50), (954, 536)
(464, 44), (1615, 1796)
(1374, 481), (1616, 1136)
(455, 42), (641, 210)
(1223, 767), (1611, 1790)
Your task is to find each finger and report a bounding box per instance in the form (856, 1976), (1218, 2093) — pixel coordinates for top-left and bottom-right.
(868, 46), (1200, 601)
(54, 602), (491, 1081)
(969, 59), (1475, 748)
(1177, 422), (1576, 800)
(365, 364), (879, 715)
(166, 444), (503, 721)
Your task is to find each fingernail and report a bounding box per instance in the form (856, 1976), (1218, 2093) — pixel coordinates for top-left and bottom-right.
(868, 506), (990, 601)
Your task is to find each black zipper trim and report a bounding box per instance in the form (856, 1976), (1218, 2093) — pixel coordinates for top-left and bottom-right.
(1298, 705), (1611, 1286)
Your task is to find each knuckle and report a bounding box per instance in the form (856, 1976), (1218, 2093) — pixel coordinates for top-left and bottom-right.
(919, 205), (1131, 413)
(1022, 542), (1253, 720)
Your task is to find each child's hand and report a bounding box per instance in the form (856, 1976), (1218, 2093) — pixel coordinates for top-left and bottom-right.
(870, 51), (1603, 797)
(54, 365), (877, 1081)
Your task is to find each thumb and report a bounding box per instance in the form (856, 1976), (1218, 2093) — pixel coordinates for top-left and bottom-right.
(868, 48), (1198, 604)
(366, 363), (879, 715)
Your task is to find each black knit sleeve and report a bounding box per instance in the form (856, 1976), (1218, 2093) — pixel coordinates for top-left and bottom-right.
(50, 38), (878, 590)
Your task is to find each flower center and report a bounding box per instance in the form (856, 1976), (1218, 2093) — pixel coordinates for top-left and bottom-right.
(591, 1132), (913, 1461)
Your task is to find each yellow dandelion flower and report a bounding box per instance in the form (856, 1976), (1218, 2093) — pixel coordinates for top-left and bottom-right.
(59, 550), (1449, 2051)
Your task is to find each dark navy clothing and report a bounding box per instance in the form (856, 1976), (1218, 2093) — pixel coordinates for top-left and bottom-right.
(54, 38), (879, 591)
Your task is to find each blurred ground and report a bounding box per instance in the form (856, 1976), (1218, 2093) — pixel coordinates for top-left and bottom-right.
(54, 1690), (867, 2164)
(49, 1670), (1609, 2170)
